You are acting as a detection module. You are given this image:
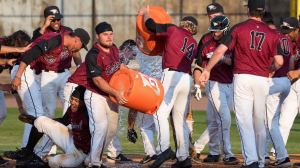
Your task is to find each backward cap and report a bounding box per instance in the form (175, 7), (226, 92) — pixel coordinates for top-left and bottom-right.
(280, 17), (299, 34)
(247, 0), (265, 12)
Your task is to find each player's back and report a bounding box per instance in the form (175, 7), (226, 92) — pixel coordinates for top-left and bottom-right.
(228, 19), (279, 77)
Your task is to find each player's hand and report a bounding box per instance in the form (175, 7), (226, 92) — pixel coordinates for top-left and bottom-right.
(7, 58), (17, 66)
(11, 76), (21, 90)
(43, 15), (55, 28)
(194, 84), (202, 101)
(0, 83), (12, 92)
(127, 128), (138, 143)
(287, 70), (299, 81)
(200, 69), (210, 86)
(115, 92), (128, 105)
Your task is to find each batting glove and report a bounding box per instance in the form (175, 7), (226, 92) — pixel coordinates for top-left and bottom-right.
(194, 84), (202, 101)
(127, 128), (138, 143)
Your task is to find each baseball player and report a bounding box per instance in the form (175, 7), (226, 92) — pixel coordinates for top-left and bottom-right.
(67, 22), (126, 168)
(193, 2), (225, 161)
(199, 0), (284, 167)
(195, 15), (239, 165)
(264, 17), (297, 168)
(139, 7), (198, 168)
(15, 86), (91, 168)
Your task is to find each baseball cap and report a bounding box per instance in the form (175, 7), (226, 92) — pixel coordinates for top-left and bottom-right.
(44, 6), (63, 19)
(95, 22), (113, 34)
(206, 3), (224, 15)
(71, 85), (86, 101)
(72, 28), (90, 51)
(247, 0), (265, 12)
(181, 16), (198, 26)
(280, 17), (299, 34)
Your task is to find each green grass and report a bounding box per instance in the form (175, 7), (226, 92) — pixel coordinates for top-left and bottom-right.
(0, 108), (299, 154)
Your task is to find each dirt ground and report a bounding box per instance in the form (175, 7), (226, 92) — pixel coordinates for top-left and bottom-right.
(2, 154), (300, 168)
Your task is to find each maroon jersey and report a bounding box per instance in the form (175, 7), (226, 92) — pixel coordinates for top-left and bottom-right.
(68, 63), (88, 87)
(63, 107), (90, 154)
(273, 33), (294, 77)
(199, 33), (233, 83)
(85, 43), (121, 96)
(157, 25), (198, 74)
(33, 32), (72, 71)
(222, 19), (281, 77)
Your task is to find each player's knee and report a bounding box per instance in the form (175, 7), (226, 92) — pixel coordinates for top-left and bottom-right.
(48, 157), (60, 168)
(34, 116), (51, 129)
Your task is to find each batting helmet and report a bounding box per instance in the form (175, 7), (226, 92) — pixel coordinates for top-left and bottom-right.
(208, 15), (230, 32)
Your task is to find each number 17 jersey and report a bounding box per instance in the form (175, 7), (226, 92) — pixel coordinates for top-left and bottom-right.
(221, 19), (281, 77)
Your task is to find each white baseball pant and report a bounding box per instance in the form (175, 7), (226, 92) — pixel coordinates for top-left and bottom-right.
(194, 128), (209, 154)
(0, 91), (7, 124)
(137, 112), (156, 156)
(154, 69), (192, 161)
(233, 74), (269, 168)
(10, 65), (44, 147)
(205, 80), (234, 158)
(84, 90), (119, 167)
(265, 77), (290, 160)
(34, 116), (87, 168)
(62, 82), (78, 114)
(269, 79), (300, 154)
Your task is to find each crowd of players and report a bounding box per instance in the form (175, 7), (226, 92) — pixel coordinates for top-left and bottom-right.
(1, 0), (300, 168)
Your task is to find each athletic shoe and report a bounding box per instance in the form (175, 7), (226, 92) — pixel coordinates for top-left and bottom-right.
(149, 147), (175, 168)
(0, 156), (9, 167)
(223, 156), (239, 165)
(16, 153), (49, 168)
(3, 148), (33, 160)
(192, 153), (201, 163)
(140, 155), (157, 164)
(106, 153), (132, 163)
(241, 162), (259, 168)
(269, 157), (292, 168)
(265, 156), (271, 166)
(91, 165), (107, 168)
(203, 154), (220, 163)
(171, 157), (192, 168)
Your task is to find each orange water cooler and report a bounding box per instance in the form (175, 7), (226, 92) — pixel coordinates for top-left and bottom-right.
(109, 66), (164, 115)
(136, 6), (171, 56)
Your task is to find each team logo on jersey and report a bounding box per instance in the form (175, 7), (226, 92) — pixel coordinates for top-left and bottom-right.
(43, 55), (56, 64)
(106, 61), (121, 76)
(60, 49), (70, 60)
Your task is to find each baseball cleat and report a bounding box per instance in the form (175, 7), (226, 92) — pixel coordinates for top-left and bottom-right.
(223, 156), (239, 165)
(149, 147), (175, 168)
(203, 154), (220, 163)
(3, 148), (33, 160)
(240, 161), (259, 168)
(192, 153), (201, 163)
(269, 157), (292, 168)
(171, 157), (192, 168)
(106, 153), (132, 163)
(16, 153), (49, 168)
(139, 155), (157, 164)
(265, 156), (271, 166)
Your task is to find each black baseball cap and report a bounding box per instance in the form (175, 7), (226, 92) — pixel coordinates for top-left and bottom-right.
(247, 0), (265, 12)
(44, 6), (63, 19)
(280, 17), (299, 34)
(73, 28), (90, 51)
(206, 3), (224, 15)
(181, 16), (198, 26)
(95, 22), (113, 34)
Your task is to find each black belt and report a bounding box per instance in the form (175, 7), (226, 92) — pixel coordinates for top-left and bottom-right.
(44, 69), (68, 73)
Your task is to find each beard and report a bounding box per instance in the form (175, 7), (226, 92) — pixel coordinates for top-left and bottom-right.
(99, 41), (113, 48)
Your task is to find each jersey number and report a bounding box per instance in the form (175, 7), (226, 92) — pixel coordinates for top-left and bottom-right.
(280, 38), (290, 56)
(250, 31), (265, 51)
(180, 37), (195, 60)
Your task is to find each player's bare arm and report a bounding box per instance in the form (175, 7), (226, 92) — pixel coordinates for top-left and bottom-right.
(92, 76), (128, 104)
(200, 44), (228, 84)
(11, 62), (27, 90)
(0, 44), (31, 54)
(39, 15), (55, 35)
(269, 55), (284, 73)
